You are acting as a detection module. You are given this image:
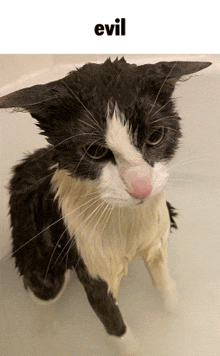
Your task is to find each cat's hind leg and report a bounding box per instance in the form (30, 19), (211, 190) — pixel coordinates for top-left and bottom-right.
(13, 215), (73, 305)
(24, 268), (72, 306)
(9, 154), (73, 305)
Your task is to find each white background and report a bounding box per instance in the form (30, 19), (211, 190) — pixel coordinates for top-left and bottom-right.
(0, 0), (219, 53)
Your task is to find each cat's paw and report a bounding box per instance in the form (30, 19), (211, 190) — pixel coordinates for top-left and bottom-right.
(114, 326), (142, 356)
(161, 281), (179, 313)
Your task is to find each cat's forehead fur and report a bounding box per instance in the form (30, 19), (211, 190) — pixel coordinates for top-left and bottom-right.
(68, 57), (145, 106)
(64, 57), (211, 109)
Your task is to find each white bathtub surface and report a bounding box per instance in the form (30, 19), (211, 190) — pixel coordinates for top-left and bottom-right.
(1, 174), (220, 356)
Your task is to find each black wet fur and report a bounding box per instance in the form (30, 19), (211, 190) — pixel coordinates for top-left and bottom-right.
(166, 201), (178, 230)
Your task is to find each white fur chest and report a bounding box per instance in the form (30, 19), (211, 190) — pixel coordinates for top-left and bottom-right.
(51, 169), (170, 297)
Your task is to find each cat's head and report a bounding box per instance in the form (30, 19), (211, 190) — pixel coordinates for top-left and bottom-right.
(0, 58), (211, 207)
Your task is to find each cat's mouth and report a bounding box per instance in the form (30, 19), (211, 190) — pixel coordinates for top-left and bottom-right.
(125, 187), (150, 207)
(98, 161), (168, 208)
(136, 199), (145, 206)
(101, 195), (147, 208)
(98, 177), (152, 208)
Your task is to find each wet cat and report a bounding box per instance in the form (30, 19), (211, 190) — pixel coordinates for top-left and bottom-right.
(0, 58), (211, 337)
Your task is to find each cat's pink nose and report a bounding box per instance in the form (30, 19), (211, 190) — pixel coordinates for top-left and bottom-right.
(123, 164), (153, 199)
(129, 177), (152, 199)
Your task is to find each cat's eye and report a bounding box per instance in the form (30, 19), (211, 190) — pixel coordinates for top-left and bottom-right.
(146, 126), (165, 146)
(83, 144), (110, 160)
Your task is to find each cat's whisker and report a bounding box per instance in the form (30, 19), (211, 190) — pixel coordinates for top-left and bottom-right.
(167, 127), (181, 133)
(148, 62), (177, 116)
(58, 200), (106, 266)
(165, 136), (180, 145)
(85, 201), (113, 252)
(58, 194), (101, 233)
(52, 233), (74, 268)
(62, 80), (102, 132)
(169, 177), (194, 182)
(9, 164), (72, 197)
(2, 195), (101, 262)
(29, 133), (98, 163)
(84, 203), (113, 255)
(72, 256), (81, 271)
(78, 117), (102, 133)
(54, 194), (103, 264)
(33, 171), (58, 185)
(95, 204), (114, 253)
(54, 198), (101, 266)
(72, 137), (103, 175)
(79, 191), (100, 198)
(118, 206), (123, 246)
(166, 183), (185, 190)
(100, 204), (114, 238)
(65, 245), (69, 273)
(167, 152), (220, 173)
(149, 115), (179, 126)
(10, 170), (57, 195)
(57, 236), (76, 268)
(87, 202), (109, 241)
(102, 206), (115, 253)
(151, 99), (172, 118)
(44, 225), (70, 281)
(75, 199), (105, 233)
(168, 158), (206, 172)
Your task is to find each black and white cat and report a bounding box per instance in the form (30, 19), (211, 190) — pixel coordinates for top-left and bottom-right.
(0, 58), (211, 337)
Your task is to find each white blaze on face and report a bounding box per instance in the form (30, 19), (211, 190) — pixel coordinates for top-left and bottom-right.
(98, 103), (169, 207)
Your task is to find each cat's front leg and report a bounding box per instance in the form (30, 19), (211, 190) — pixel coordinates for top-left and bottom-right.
(85, 281), (127, 337)
(142, 230), (178, 312)
(146, 254), (178, 312)
(73, 257), (126, 337)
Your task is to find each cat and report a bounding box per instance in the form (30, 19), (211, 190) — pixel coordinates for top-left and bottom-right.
(0, 57), (211, 337)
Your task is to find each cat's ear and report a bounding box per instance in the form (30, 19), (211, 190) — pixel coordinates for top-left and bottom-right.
(155, 61), (212, 84)
(0, 78), (77, 142)
(141, 61), (212, 101)
(0, 80), (69, 113)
